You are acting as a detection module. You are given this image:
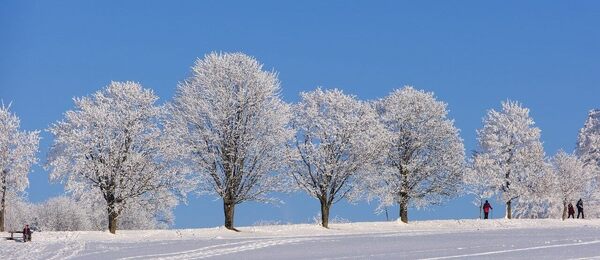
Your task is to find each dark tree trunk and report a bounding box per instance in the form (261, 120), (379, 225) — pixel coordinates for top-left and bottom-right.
(0, 183), (5, 232)
(399, 196), (409, 223)
(320, 199), (331, 228)
(108, 205), (118, 234)
(224, 201), (239, 231)
(506, 200), (512, 219)
(562, 201), (568, 221)
(105, 189), (119, 234)
(399, 168), (410, 223)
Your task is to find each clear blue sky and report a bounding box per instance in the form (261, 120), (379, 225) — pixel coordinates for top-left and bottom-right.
(1, 1), (599, 228)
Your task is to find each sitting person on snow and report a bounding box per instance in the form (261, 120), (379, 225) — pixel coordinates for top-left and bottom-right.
(23, 224), (32, 242)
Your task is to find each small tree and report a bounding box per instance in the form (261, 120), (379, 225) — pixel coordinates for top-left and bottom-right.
(465, 153), (497, 218)
(288, 88), (385, 228)
(47, 82), (188, 234)
(0, 105), (39, 232)
(550, 150), (597, 220)
(474, 100), (546, 219)
(165, 52), (292, 231)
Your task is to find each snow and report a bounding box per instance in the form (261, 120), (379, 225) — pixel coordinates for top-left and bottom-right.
(2, 219), (600, 259)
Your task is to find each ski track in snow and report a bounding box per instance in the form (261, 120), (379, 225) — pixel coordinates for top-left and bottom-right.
(421, 239), (600, 260)
(3, 219), (600, 259)
(120, 237), (316, 260)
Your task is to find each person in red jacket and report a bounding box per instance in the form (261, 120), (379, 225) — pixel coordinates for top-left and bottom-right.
(568, 202), (575, 219)
(483, 200), (493, 219)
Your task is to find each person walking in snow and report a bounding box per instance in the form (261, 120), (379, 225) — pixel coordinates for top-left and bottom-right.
(568, 202), (575, 219)
(483, 200), (493, 219)
(23, 224), (32, 242)
(577, 198), (584, 219)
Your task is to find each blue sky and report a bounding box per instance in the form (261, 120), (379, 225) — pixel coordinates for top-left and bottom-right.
(1, 1), (599, 228)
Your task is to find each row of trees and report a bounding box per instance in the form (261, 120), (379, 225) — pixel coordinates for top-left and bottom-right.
(465, 104), (600, 220)
(2, 52), (599, 233)
(2, 194), (168, 232)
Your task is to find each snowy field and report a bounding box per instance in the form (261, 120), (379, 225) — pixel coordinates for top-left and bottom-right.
(2, 219), (600, 259)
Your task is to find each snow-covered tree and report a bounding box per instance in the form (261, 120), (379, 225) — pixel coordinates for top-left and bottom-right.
(577, 109), (600, 167)
(465, 153), (498, 219)
(511, 170), (554, 219)
(2, 192), (34, 232)
(0, 105), (40, 232)
(288, 88), (385, 228)
(34, 196), (92, 231)
(365, 87), (465, 223)
(550, 150), (597, 220)
(575, 109), (600, 218)
(47, 82), (189, 234)
(165, 52), (292, 231)
(116, 201), (172, 230)
(474, 100), (546, 219)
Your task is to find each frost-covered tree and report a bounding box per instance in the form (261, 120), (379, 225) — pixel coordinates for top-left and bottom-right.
(2, 192), (34, 232)
(511, 166), (554, 219)
(47, 82), (188, 234)
(550, 150), (597, 220)
(34, 196), (92, 231)
(575, 109), (600, 218)
(474, 100), (546, 219)
(165, 52), (292, 231)
(0, 105), (40, 232)
(288, 88), (385, 228)
(116, 201), (172, 230)
(577, 109), (600, 167)
(365, 87), (465, 223)
(465, 153), (498, 219)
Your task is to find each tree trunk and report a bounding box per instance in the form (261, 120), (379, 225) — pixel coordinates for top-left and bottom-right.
(399, 168), (410, 223)
(108, 206), (118, 234)
(505, 200), (512, 219)
(0, 184), (5, 232)
(385, 207), (389, 221)
(320, 199), (331, 228)
(399, 198), (409, 223)
(479, 199), (483, 219)
(562, 201), (568, 221)
(224, 201), (238, 231)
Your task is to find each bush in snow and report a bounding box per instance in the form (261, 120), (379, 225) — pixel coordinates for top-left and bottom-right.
(33, 196), (91, 231)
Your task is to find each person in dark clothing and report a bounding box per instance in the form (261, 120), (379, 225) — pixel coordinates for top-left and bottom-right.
(483, 200), (493, 219)
(23, 224), (32, 242)
(568, 202), (575, 219)
(577, 199), (584, 219)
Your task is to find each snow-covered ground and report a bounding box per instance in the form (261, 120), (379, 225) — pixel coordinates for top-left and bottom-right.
(2, 219), (600, 259)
